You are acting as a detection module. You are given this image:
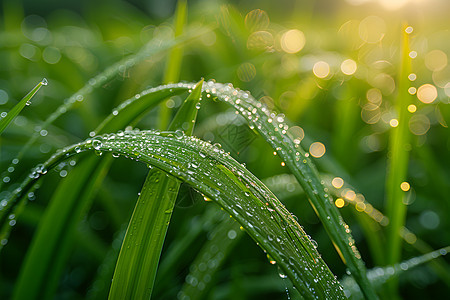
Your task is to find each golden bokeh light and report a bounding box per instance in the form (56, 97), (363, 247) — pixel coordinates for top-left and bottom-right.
(400, 181), (410, 192)
(335, 198), (345, 208)
(309, 142), (326, 158)
(425, 50), (447, 72)
(344, 189), (356, 201)
(280, 29), (305, 54)
(340, 59), (357, 75)
(417, 84), (438, 104)
(408, 87), (417, 95)
(313, 61), (330, 79)
(390, 118), (399, 127)
(407, 104), (417, 113)
(332, 177), (344, 189)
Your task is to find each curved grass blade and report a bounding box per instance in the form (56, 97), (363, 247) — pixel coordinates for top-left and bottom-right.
(108, 79), (203, 299)
(7, 130), (346, 299)
(341, 246), (450, 299)
(159, 0), (187, 129)
(0, 84), (188, 244)
(202, 81), (377, 299)
(0, 78), (47, 135)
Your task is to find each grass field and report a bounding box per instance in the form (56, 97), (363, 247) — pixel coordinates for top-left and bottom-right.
(0, 0), (449, 299)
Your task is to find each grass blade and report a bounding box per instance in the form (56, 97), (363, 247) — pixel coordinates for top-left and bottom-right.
(0, 78), (46, 135)
(341, 246), (450, 299)
(204, 81), (377, 299)
(0, 84), (187, 242)
(384, 24), (413, 295)
(12, 156), (109, 300)
(109, 79), (203, 298)
(7, 128), (346, 298)
(159, 0), (187, 129)
(108, 169), (181, 299)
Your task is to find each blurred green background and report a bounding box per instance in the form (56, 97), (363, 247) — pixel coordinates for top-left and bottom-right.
(0, 0), (449, 299)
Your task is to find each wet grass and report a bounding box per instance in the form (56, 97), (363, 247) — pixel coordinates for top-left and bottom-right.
(1, 1), (449, 299)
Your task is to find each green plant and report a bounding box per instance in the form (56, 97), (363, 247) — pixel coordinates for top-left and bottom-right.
(1, 1), (449, 299)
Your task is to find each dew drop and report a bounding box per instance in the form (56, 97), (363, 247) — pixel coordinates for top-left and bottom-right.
(41, 78), (48, 86)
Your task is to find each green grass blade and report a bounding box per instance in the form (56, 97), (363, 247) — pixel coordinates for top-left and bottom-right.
(159, 0), (187, 129)
(204, 81), (377, 299)
(384, 25), (413, 294)
(108, 169), (181, 299)
(341, 246), (450, 299)
(0, 78), (46, 135)
(109, 80), (203, 299)
(0, 84), (187, 241)
(59, 130), (344, 298)
(12, 156), (109, 300)
(0, 23), (211, 191)
(168, 78), (203, 134)
(8, 129), (346, 298)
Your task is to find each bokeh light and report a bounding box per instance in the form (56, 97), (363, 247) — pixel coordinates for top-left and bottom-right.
(309, 142), (326, 158)
(280, 29), (305, 54)
(332, 177), (345, 189)
(313, 61), (330, 79)
(390, 119), (399, 127)
(340, 59), (357, 75)
(335, 198), (345, 208)
(400, 181), (410, 191)
(417, 84), (438, 103)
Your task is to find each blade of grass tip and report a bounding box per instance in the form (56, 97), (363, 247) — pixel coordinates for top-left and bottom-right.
(384, 24), (413, 296)
(0, 78), (47, 135)
(0, 22), (212, 191)
(108, 79), (203, 299)
(341, 246), (450, 299)
(0, 84), (188, 247)
(159, 0), (187, 130)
